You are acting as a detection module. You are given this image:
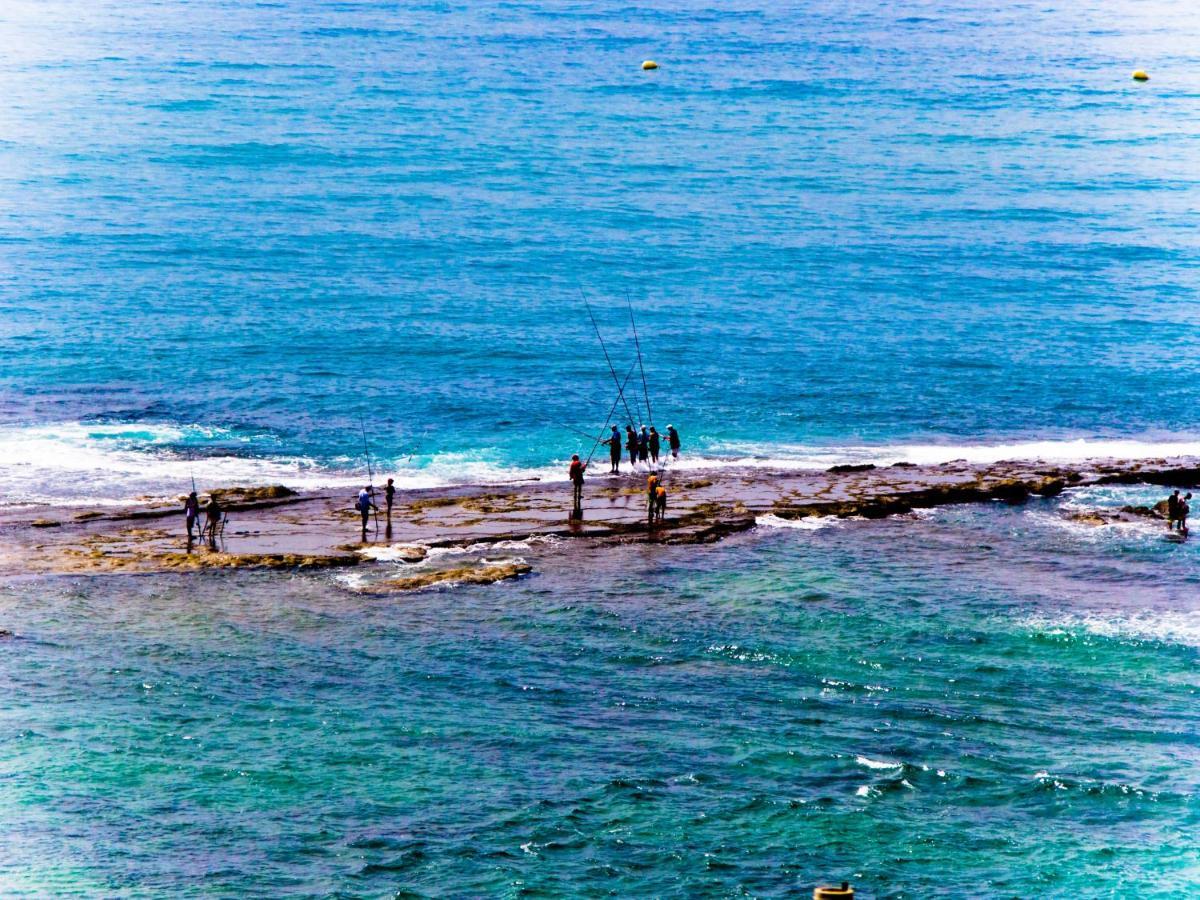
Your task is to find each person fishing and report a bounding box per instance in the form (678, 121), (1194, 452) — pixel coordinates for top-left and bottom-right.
(603, 425), (622, 474)
(1180, 492), (1192, 537)
(356, 486), (377, 540)
(1167, 489), (1181, 531)
(569, 454), (587, 515)
(625, 426), (639, 471)
(648, 427), (661, 464)
(183, 491), (200, 541)
(654, 484), (667, 524)
(384, 478), (396, 522)
(667, 424), (681, 459)
(203, 494), (223, 545)
(646, 473), (659, 521)
(638, 426), (650, 464)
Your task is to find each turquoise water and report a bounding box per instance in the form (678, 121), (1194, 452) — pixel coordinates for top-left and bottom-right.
(3, 0), (1200, 496)
(3, 496), (1199, 896)
(4, 2), (1200, 895)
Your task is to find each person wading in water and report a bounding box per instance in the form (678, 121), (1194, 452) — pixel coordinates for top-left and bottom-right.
(648, 427), (661, 465)
(625, 426), (639, 471)
(667, 424), (681, 459)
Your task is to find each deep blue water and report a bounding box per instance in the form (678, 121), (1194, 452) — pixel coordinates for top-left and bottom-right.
(3, 0), (1200, 495)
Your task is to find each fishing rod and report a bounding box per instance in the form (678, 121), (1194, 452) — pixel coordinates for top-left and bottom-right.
(586, 361), (639, 467)
(358, 412), (380, 534)
(626, 289), (653, 428)
(579, 287), (639, 428)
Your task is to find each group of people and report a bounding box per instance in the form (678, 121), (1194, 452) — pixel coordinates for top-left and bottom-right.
(183, 491), (224, 545)
(569, 424), (680, 523)
(1166, 489), (1192, 537)
(602, 424), (680, 474)
(356, 478), (397, 539)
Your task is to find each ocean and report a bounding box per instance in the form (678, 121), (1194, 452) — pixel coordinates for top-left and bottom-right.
(2, 0), (1200, 895)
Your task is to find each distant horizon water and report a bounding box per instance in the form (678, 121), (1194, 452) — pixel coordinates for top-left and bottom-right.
(4, 0), (1200, 504)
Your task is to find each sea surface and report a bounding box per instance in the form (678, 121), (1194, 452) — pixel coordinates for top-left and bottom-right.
(3, 491), (1200, 896)
(3, 0), (1200, 896)
(3, 0), (1200, 501)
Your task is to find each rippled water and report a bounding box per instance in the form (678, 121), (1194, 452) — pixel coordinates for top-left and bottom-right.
(3, 492), (1198, 895)
(3, 0), (1200, 501)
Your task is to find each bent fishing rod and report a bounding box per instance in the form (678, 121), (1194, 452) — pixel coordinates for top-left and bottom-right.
(579, 287), (639, 428)
(626, 289), (653, 428)
(586, 361), (639, 467)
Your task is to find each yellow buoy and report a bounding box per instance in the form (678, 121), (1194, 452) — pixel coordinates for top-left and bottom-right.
(642, 60), (659, 70)
(1132, 69), (1149, 81)
(814, 884), (854, 900)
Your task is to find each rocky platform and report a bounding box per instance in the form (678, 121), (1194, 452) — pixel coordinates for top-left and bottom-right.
(2, 456), (1196, 586)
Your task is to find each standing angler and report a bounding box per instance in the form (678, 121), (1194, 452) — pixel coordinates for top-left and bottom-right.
(638, 426), (650, 464)
(356, 486), (377, 541)
(648, 427), (661, 465)
(183, 491), (200, 541)
(384, 478), (396, 523)
(569, 454), (587, 517)
(603, 425), (622, 474)
(625, 426), (639, 471)
(654, 484), (667, 524)
(667, 424), (681, 459)
(646, 472), (659, 523)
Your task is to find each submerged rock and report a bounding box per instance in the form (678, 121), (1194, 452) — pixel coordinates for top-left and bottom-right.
(371, 562), (533, 592)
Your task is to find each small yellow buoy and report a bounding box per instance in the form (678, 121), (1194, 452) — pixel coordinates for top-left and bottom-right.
(814, 884), (854, 900)
(1132, 70), (1149, 81)
(642, 60), (659, 71)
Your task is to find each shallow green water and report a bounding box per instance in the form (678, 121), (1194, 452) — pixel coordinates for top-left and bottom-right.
(2, 496), (1198, 896)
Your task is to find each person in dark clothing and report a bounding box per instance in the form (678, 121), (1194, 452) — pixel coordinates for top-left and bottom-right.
(1180, 492), (1192, 536)
(638, 426), (650, 463)
(569, 454), (587, 514)
(184, 491), (200, 541)
(648, 427), (661, 464)
(625, 426), (639, 470)
(603, 425), (622, 473)
(384, 478), (396, 522)
(667, 425), (681, 459)
(204, 495), (223, 545)
(1167, 490), (1182, 531)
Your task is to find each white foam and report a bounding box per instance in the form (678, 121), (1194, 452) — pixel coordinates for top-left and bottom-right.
(756, 514), (841, 531)
(709, 437), (1200, 469)
(1024, 611), (1200, 648)
(856, 755), (903, 771)
(0, 421), (559, 507)
(5, 420), (1199, 508)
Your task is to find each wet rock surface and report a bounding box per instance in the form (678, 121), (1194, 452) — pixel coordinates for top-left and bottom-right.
(2, 454), (1197, 581)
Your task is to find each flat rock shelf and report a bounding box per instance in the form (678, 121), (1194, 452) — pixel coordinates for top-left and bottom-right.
(3, 455), (1197, 587)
